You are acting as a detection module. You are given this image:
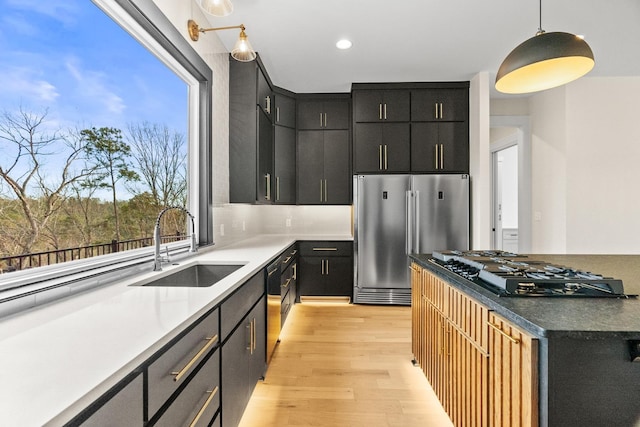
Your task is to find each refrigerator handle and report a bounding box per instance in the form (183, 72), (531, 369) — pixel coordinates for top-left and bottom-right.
(414, 190), (420, 253)
(406, 191), (412, 255)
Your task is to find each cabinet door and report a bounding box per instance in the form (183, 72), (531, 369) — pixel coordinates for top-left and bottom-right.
(324, 256), (353, 297)
(274, 93), (296, 128)
(382, 90), (410, 122)
(354, 123), (409, 173)
(382, 123), (410, 172)
(80, 374), (143, 426)
(298, 256), (325, 296)
(353, 90), (384, 122)
(221, 317), (252, 427)
(411, 122), (438, 172)
(249, 296), (267, 384)
(297, 100), (325, 130)
(411, 122), (469, 173)
(411, 88), (468, 121)
(257, 108), (273, 203)
(353, 123), (384, 172)
(488, 313), (539, 427)
(297, 130), (324, 204)
(323, 100), (350, 130)
(323, 130), (350, 204)
(440, 122), (469, 173)
(274, 126), (296, 204)
(354, 90), (409, 122)
(257, 67), (272, 117)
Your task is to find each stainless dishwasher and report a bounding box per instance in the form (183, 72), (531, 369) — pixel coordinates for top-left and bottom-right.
(266, 257), (281, 363)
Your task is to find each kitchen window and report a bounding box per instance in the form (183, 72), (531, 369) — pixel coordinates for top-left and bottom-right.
(0, 0), (213, 297)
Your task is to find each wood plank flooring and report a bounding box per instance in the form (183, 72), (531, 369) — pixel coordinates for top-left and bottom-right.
(238, 302), (454, 427)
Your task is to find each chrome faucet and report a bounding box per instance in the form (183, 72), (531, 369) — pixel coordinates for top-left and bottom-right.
(153, 206), (197, 271)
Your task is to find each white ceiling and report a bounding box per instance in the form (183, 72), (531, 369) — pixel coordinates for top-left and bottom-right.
(203, 0), (640, 97)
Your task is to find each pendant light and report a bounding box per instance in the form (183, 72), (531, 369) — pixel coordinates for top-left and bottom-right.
(197, 0), (233, 17)
(495, 0), (594, 94)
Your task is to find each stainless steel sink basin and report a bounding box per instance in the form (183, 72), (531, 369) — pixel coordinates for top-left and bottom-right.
(142, 264), (245, 287)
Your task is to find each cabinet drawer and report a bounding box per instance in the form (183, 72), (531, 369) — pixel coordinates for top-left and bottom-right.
(154, 350), (220, 427)
(148, 308), (219, 418)
(298, 241), (353, 257)
(220, 271), (265, 340)
(79, 374), (143, 426)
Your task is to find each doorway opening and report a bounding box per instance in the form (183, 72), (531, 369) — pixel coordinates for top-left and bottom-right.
(489, 116), (531, 253)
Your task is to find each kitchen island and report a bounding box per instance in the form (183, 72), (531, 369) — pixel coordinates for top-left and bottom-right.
(0, 234), (351, 426)
(410, 253), (640, 427)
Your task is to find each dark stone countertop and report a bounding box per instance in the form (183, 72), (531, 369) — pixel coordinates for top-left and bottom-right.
(410, 253), (640, 339)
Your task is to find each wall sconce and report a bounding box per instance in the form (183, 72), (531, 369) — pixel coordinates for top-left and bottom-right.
(188, 19), (257, 62)
(495, 0), (594, 94)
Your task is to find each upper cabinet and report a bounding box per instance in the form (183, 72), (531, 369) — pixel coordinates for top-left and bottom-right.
(297, 99), (350, 130)
(297, 94), (351, 205)
(353, 89), (410, 122)
(273, 91), (296, 128)
(353, 83), (469, 174)
(411, 88), (468, 122)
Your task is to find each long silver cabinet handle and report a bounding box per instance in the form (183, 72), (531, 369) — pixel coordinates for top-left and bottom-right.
(276, 107), (280, 123)
(379, 103), (383, 120)
(384, 145), (388, 170)
(313, 247), (338, 251)
(320, 113), (323, 128)
(265, 173), (271, 200)
(172, 334), (219, 382)
(440, 144), (444, 169)
(324, 179), (328, 202)
(435, 145), (439, 170)
(439, 102), (443, 119)
(189, 386), (219, 427)
(383, 103), (387, 120)
(282, 278), (292, 288)
(324, 113), (327, 127)
(379, 145), (383, 170)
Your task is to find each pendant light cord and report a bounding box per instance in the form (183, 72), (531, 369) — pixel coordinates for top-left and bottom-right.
(537, 0), (544, 34)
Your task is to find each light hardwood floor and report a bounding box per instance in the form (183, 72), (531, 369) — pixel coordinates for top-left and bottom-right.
(238, 302), (454, 427)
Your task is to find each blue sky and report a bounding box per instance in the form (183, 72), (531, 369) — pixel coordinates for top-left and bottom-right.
(0, 0), (187, 133)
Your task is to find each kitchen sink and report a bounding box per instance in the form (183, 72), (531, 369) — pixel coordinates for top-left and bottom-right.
(141, 263), (245, 288)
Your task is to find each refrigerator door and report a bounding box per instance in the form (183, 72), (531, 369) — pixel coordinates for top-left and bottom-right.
(411, 174), (470, 254)
(354, 175), (412, 304)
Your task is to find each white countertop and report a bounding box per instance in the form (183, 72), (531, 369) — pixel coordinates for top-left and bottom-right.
(0, 234), (352, 426)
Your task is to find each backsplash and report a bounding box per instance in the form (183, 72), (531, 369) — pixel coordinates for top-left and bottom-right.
(213, 204), (352, 248)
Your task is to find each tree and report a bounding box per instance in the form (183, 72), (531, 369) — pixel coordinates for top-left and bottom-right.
(81, 127), (139, 241)
(126, 122), (187, 209)
(0, 107), (91, 253)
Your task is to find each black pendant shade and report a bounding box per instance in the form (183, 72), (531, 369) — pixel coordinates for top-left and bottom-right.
(495, 31), (595, 94)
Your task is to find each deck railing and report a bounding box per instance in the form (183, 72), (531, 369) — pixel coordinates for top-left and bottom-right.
(0, 234), (185, 273)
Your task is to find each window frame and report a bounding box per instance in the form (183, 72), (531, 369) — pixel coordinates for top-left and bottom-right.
(0, 0), (213, 296)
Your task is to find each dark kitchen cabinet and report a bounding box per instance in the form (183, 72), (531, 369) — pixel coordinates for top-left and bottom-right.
(411, 88), (468, 122)
(229, 56), (274, 204)
(298, 241), (353, 299)
(297, 129), (350, 204)
(353, 89), (410, 122)
(221, 296), (266, 427)
(273, 91), (296, 128)
(274, 125), (296, 204)
(411, 121), (469, 173)
(410, 86), (469, 173)
(77, 374), (143, 426)
(297, 98), (350, 130)
(353, 122), (410, 173)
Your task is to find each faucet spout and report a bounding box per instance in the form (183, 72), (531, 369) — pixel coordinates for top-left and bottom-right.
(153, 206), (197, 271)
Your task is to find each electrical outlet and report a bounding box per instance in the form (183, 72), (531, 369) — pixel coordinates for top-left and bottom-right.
(220, 223), (225, 236)
(534, 211), (542, 221)
(286, 218), (292, 227)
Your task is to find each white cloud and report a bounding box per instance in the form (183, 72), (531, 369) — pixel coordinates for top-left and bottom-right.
(65, 57), (126, 115)
(0, 66), (60, 104)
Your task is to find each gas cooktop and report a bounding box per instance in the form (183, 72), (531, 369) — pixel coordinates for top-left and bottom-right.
(431, 250), (634, 298)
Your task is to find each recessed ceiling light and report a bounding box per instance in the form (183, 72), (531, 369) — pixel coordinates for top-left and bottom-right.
(336, 39), (352, 50)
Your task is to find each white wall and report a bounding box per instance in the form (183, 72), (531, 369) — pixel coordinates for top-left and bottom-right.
(521, 76), (640, 254)
(564, 77), (640, 253)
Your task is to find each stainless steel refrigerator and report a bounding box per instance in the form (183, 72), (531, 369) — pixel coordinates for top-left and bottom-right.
(353, 174), (470, 305)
